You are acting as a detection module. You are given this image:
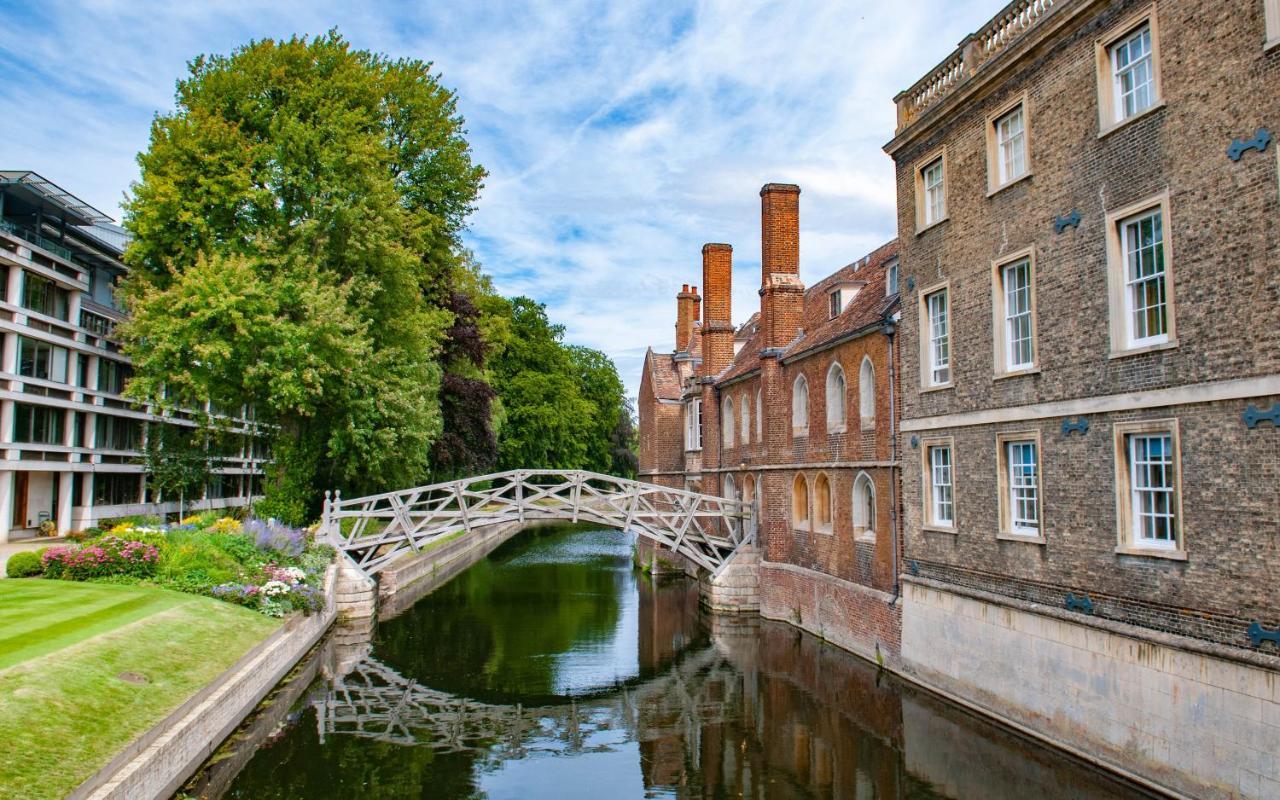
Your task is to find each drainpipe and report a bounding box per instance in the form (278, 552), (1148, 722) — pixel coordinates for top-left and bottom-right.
(884, 322), (901, 606)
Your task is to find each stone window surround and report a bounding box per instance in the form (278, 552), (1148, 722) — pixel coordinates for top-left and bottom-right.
(852, 470), (877, 542)
(913, 146), (949, 234)
(1094, 4), (1166, 138)
(812, 471), (834, 535)
(920, 434), (957, 534)
(858, 355), (876, 430)
(1268, 0), (1280, 50)
(990, 247), (1040, 378)
(1112, 417), (1186, 561)
(917, 280), (953, 393)
(791, 471), (810, 532)
(739, 389), (751, 445)
(1105, 190), (1178, 359)
(825, 361), (847, 434)
(721, 395), (735, 449)
(985, 91), (1033, 196)
(792, 373), (810, 437)
(995, 429), (1045, 544)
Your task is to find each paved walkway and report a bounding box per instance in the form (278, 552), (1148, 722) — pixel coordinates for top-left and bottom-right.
(0, 537), (66, 577)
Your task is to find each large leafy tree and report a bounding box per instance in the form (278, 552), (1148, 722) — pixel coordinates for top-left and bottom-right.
(120, 32), (485, 521)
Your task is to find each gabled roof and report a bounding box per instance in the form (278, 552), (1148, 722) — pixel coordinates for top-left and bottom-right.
(642, 347), (683, 401)
(717, 239), (899, 385)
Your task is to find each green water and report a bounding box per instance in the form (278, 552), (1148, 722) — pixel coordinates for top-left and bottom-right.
(209, 526), (1153, 799)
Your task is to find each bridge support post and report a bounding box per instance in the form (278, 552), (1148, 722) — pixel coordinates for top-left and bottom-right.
(334, 555), (378, 620)
(698, 545), (760, 613)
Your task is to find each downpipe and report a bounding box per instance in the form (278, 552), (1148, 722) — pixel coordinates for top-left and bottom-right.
(884, 323), (901, 608)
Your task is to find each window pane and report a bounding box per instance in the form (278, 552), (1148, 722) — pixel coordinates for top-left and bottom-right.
(1129, 433), (1176, 547)
(1112, 26), (1154, 120)
(928, 291), (950, 384)
(1003, 261), (1034, 369)
(930, 445), (954, 525)
(1122, 210), (1167, 344)
(1006, 441), (1038, 532)
(996, 106), (1026, 183)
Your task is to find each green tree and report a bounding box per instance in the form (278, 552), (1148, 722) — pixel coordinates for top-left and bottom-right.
(141, 423), (213, 521)
(120, 31), (485, 521)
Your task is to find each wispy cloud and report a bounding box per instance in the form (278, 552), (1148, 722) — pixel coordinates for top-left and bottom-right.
(0, 0), (988, 396)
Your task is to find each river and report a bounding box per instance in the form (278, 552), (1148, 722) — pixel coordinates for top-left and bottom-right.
(188, 525), (1155, 799)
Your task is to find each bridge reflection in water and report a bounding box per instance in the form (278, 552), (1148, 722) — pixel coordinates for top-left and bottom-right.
(209, 528), (1151, 800)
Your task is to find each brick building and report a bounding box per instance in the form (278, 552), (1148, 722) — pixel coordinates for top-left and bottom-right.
(884, 0), (1279, 796)
(639, 183), (903, 664)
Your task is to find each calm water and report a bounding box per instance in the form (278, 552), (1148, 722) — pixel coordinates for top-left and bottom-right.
(202, 526), (1153, 799)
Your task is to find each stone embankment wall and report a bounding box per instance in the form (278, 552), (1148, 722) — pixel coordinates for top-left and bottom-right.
(901, 577), (1280, 800)
(71, 566), (338, 800)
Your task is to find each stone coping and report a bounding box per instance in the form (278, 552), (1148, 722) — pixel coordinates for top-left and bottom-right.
(903, 575), (1280, 673)
(70, 565), (337, 800)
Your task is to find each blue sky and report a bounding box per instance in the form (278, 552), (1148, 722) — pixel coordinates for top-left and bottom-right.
(0, 0), (989, 398)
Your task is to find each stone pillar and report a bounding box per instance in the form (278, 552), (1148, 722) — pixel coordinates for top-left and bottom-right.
(334, 556), (378, 620)
(0, 470), (12, 544)
(699, 545), (760, 613)
(57, 471), (73, 535)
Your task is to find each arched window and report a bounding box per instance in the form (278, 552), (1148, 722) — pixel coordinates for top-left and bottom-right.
(826, 363), (847, 432)
(722, 396), (735, 448)
(740, 392), (751, 444)
(792, 375), (809, 435)
(723, 473), (739, 537)
(792, 473), (809, 530)
(742, 473), (756, 506)
(755, 389), (762, 441)
(814, 472), (833, 532)
(853, 472), (876, 540)
(859, 357), (876, 428)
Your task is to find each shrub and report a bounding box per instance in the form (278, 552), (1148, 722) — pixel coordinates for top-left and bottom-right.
(244, 519), (306, 559)
(6, 551), (42, 578)
(209, 532), (259, 564)
(156, 539), (243, 588)
(208, 517), (243, 535)
(100, 514), (163, 530)
(42, 537), (159, 581)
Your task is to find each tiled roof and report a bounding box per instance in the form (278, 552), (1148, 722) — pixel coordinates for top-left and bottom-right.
(717, 239), (899, 385)
(643, 348), (683, 401)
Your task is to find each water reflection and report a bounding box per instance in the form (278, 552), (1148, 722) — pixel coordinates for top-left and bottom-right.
(210, 526), (1152, 799)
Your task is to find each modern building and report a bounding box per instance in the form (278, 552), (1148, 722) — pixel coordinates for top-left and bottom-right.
(0, 171), (264, 541)
(639, 183), (903, 664)
(884, 0), (1279, 796)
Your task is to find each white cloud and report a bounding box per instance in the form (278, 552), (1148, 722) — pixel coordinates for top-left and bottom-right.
(0, 0), (990, 397)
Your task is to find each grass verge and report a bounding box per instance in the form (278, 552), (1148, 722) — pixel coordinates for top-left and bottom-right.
(0, 580), (279, 800)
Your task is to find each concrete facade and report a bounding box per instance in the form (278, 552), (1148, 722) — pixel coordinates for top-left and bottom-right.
(0, 172), (264, 541)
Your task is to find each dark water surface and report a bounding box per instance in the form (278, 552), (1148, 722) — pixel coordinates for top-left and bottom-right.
(206, 526), (1152, 799)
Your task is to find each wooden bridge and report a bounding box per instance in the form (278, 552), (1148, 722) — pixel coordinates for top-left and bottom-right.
(320, 469), (755, 579)
(314, 646), (741, 756)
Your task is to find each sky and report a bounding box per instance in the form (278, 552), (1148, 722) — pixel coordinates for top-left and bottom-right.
(0, 0), (990, 398)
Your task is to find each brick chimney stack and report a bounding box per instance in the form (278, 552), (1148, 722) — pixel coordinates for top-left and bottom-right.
(699, 244), (734, 378)
(675, 284), (700, 353)
(759, 183), (804, 349)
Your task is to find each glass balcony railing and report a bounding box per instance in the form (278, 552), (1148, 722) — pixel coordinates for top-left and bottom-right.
(0, 219), (76, 263)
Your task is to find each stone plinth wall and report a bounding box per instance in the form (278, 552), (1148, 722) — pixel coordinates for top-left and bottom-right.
(73, 566), (337, 800)
(901, 577), (1280, 800)
(699, 546), (760, 612)
(758, 559), (902, 669)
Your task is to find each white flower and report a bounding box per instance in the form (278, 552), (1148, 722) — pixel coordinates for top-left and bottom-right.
(261, 580), (291, 597)
(281, 567), (305, 583)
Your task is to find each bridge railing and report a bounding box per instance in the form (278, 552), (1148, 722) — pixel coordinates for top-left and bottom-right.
(322, 469), (755, 578)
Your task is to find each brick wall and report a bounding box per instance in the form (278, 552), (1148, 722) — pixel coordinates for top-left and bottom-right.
(889, 0), (1280, 653)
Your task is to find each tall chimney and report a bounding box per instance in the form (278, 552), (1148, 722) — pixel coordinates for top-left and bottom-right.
(759, 183), (804, 349)
(699, 244), (734, 377)
(675, 284), (700, 353)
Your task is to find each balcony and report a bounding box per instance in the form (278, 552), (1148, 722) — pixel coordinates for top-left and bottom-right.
(0, 218), (75, 263)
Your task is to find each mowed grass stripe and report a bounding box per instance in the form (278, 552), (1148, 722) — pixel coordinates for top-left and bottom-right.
(0, 585), (143, 627)
(0, 591), (189, 671)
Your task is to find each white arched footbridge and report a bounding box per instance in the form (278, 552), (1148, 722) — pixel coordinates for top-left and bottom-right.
(321, 470), (755, 579)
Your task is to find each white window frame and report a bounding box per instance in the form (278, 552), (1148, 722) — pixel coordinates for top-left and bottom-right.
(1267, 0), (1280, 50)
(722, 395), (735, 449)
(886, 258), (899, 296)
(740, 392), (750, 445)
(991, 248), (1038, 376)
(852, 471), (876, 541)
(1105, 192), (1176, 357)
(829, 290), (842, 319)
(918, 283), (952, 390)
(858, 356), (875, 429)
(792, 374), (809, 436)
(1095, 7), (1164, 136)
(996, 432), (1043, 541)
(684, 398), (702, 451)
(914, 148), (948, 232)
(1113, 419), (1184, 558)
(921, 437), (956, 532)
(825, 362), (847, 433)
(985, 94), (1030, 194)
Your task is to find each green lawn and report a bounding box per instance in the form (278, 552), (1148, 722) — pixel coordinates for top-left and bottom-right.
(0, 580), (280, 800)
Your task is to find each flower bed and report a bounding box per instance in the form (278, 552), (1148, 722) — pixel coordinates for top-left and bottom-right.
(26, 513), (332, 618)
